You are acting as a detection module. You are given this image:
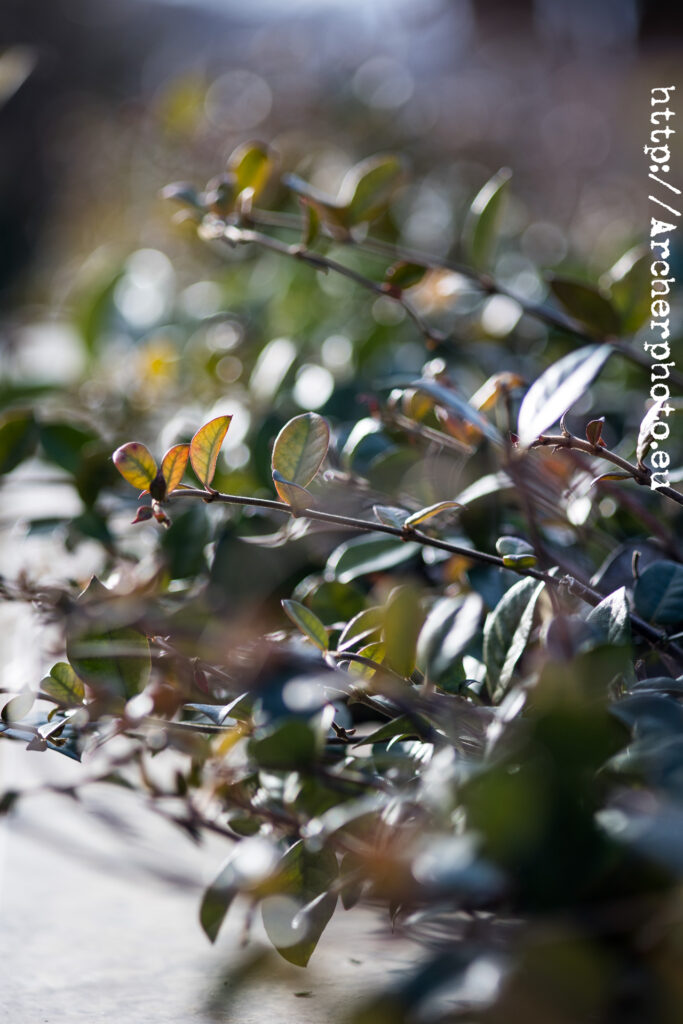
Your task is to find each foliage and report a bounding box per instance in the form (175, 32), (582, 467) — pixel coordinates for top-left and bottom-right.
(2, 139), (683, 1023)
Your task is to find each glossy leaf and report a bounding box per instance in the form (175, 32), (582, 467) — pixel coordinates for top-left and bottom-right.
(483, 577), (545, 701)
(112, 442), (158, 490)
(383, 585), (424, 677)
(272, 470), (313, 513)
(337, 607), (383, 652)
(2, 687), (35, 724)
(517, 344), (612, 448)
(373, 504), (409, 529)
(462, 167), (512, 270)
(200, 837), (278, 943)
(586, 587), (631, 646)
(634, 561), (683, 626)
(548, 276), (620, 337)
(417, 594), (483, 686)
(271, 413), (329, 488)
(160, 443), (190, 494)
(262, 841), (338, 967)
(636, 400), (666, 468)
(603, 245), (651, 333)
(327, 535), (420, 584)
(495, 537), (534, 557)
(190, 415), (232, 488)
(282, 599), (328, 651)
(404, 501), (464, 529)
(41, 662), (85, 705)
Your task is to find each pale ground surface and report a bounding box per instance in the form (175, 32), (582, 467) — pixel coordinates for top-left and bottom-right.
(0, 741), (422, 1024)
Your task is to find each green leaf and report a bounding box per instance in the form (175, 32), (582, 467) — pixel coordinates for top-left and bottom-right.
(327, 535), (421, 584)
(2, 687), (35, 724)
(636, 400), (668, 468)
(373, 504), (409, 529)
(356, 715), (422, 746)
(262, 841), (338, 967)
(41, 662), (85, 705)
(282, 599), (328, 651)
(410, 378), (503, 446)
(483, 577), (545, 701)
(337, 607), (383, 652)
(160, 443), (190, 494)
(0, 410), (39, 475)
(340, 154), (405, 226)
(602, 246), (651, 333)
(190, 415), (232, 488)
(634, 561), (683, 626)
(384, 261), (427, 291)
(404, 501), (464, 528)
(517, 344), (612, 448)
(248, 719), (318, 770)
(40, 421), (98, 476)
(65, 577), (150, 701)
(495, 537), (534, 557)
(227, 141), (274, 199)
(200, 837), (278, 943)
(417, 594), (483, 687)
(462, 167), (512, 271)
(112, 442), (158, 490)
(383, 585), (424, 677)
(271, 413), (329, 488)
(548, 275), (620, 337)
(271, 470), (313, 513)
(586, 587), (631, 646)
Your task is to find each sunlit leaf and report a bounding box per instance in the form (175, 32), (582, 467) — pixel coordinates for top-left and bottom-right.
(495, 537), (534, 557)
(262, 841), (338, 967)
(282, 599), (328, 651)
(227, 141), (275, 199)
(340, 154), (405, 226)
(327, 535), (420, 584)
(517, 345), (612, 448)
(404, 501), (464, 528)
(636, 400), (667, 468)
(200, 838), (279, 943)
(586, 587), (631, 646)
(272, 470), (313, 513)
(337, 607), (383, 652)
(190, 415), (232, 488)
(372, 504), (409, 528)
(2, 687), (35, 724)
(41, 662), (85, 706)
(384, 585), (424, 677)
(410, 378), (503, 446)
(161, 443), (190, 494)
(417, 594), (483, 686)
(483, 577), (545, 701)
(112, 442), (158, 490)
(271, 413), (329, 488)
(462, 167), (512, 271)
(602, 245), (650, 333)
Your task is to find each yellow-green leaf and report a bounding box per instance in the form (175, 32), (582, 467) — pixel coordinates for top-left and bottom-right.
(403, 501), (464, 528)
(462, 167), (512, 271)
(41, 662), (85, 705)
(112, 442), (157, 490)
(190, 415), (232, 487)
(228, 141), (274, 199)
(271, 413), (329, 488)
(282, 600), (328, 651)
(272, 470), (312, 513)
(340, 154), (405, 226)
(161, 443), (190, 494)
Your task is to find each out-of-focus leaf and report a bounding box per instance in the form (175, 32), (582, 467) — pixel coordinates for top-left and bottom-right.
(190, 415), (232, 488)
(282, 599), (328, 651)
(548, 276), (620, 337)
(161, 443), (190, 493)
(517, 345), (612, 447)
(327, 535), (421, 584)
(0, 47), (36, 107)
(636, 400), (667, 468)
(227, 141), (274, 199)
(404, 501), (464, 529)
(41, 662), (85, 705)
(634, 561), (683, 626)
(112, 442), (158, 490)
(373, 504), (409, 529)
(200, 837), (279, 943)
(384, 261), (427, 292)
(248, 719), (318, 770)
(340, 154), (405, 226)
(0, 410), (39, 475)
(602, 246), (651, 333)
(462, 167), (512, 271)
(262, 841), (338, 967)
(410, 378), (503, 446)
(2, 687), (35, 724)
(417, 594), (483, 687)
(337, 607), (383, 652)
(65, 577), (150, 701)
(495, 537), (534, 557)
(483, 577), (545, 701)
(271, 413), (329, 488)
(40, 421), (98, 476)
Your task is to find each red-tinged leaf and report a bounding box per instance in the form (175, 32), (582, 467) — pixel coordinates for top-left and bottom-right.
(272, 470), (313, 514)
(590, 473), (632, 489)
(113, 442), (158, 490)
(271, 413), (330, 487)
(585, 418), (605, 446)
(190, 415), (232, 488)
(132, 506), (154, 524)
(161, 443), (190, 494)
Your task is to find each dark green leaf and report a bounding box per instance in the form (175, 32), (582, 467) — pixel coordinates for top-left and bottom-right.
(462, 167), (512, 271)
(634, 561), (683, 626)
(548, 275), (620, 337)
(262, 841), (338, 967)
